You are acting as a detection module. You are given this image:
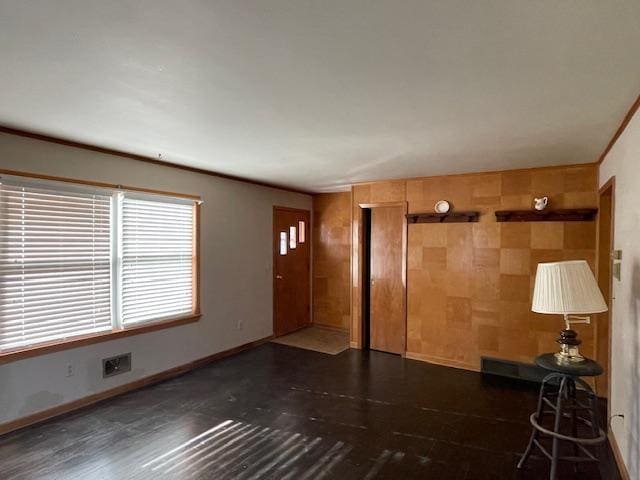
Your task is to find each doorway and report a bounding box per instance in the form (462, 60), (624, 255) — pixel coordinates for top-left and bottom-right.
(273, 206), (311, 337)
(362, 203), (407, 355)
(595, 178), (615, 399)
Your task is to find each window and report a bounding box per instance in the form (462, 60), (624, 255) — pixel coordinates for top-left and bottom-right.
(279, 231), (287, 255)
(289, 226), (297, 249)
(120, 196), (194, 325)
(0, 182), (112, 351)
(0, 175), (200, 354)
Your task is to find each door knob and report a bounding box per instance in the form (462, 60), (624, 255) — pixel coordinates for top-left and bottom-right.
(276, 274), (283, 279)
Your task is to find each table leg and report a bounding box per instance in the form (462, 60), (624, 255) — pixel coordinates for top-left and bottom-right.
(549, 376), (567, 480)
(570, 379), (579, 474)
(518, 374), (553, 469)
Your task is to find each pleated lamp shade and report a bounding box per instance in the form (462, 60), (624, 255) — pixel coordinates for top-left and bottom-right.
(532, 260), (608, 314)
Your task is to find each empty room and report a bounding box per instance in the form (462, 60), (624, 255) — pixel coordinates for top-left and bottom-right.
(1, 1), (639, 479)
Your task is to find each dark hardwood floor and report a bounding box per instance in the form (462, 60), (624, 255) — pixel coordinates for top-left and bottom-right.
(0, 344), (620, 479)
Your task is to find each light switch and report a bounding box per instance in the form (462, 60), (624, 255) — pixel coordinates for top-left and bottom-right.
(613, 261), (621, 281)
(610, 250), (622, 281)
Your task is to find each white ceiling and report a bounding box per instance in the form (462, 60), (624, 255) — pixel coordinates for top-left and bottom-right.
(0, 1), (639, 192)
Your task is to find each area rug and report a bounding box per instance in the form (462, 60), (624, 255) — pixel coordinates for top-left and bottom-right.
(271, 326), (350, 355)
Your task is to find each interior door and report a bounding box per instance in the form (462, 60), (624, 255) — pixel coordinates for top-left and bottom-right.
(369, 205), (406, 354)
(273, 207), (311, 337)
(596, 182), (614, 397)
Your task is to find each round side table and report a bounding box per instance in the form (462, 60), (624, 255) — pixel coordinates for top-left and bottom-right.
(517, 353), (606, 480)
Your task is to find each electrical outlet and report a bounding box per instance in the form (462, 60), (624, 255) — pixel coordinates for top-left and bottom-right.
(236, 319), (243, 330)
(611, 413), (625, 426)
(65, 364), (74, 377)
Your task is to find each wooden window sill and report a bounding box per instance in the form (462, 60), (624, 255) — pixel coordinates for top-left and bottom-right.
(0, 313), (202, 365)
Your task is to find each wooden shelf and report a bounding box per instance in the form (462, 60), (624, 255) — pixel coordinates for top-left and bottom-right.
(494, 208), (597, 222)
(406, 211), (480, 224)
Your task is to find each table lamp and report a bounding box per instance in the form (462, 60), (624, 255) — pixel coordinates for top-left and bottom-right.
(532, 260), (608, 363)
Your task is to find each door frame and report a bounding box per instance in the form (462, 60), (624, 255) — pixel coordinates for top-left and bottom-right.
(595, 177), (615, 405)
(272, 206), (312, 337)
(355, 201), (408, 354)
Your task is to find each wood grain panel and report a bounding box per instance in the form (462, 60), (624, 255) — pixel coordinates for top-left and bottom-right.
(404, 165), (598, 369)
(347, 164), (598, 371)
(351, 184), (405, 346)
(370, 206), (406, 354)
(312, 192), (351, 330)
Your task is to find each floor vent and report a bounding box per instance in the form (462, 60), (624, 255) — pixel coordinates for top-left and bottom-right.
(481, 356), (547, 383)
(103, 353), (132, 378)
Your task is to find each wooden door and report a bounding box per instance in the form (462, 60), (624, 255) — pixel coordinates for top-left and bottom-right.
(273, 207), (311, 337)
(595, 180), (614, 397)
(369, 206), (406, 354)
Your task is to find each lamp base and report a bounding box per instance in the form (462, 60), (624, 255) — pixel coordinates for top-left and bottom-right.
(555, 329), (586, 364)
(554, 351), (585, 364)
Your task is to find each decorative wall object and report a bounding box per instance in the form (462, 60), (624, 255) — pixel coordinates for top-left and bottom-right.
(534, 196), (548, 210)
(434, 200), (450, 213)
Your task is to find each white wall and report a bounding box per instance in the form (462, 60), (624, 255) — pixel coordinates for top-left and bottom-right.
(0, 132), (311, 425)
(599, 108), (640, 478)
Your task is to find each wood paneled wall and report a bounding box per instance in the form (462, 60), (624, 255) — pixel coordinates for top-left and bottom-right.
(312, 192), (352, 330)
(348, 165), (599, 370)
(351, 181), (407, 346)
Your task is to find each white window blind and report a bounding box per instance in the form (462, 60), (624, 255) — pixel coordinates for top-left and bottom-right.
(0, 182), (112, 351)
(120, 196), (194, 325)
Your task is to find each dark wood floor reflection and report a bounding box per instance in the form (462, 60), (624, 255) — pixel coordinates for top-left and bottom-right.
(1, 344), (620, 479)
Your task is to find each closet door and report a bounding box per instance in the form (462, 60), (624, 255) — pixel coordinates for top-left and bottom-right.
(369, 206), (405, 354)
